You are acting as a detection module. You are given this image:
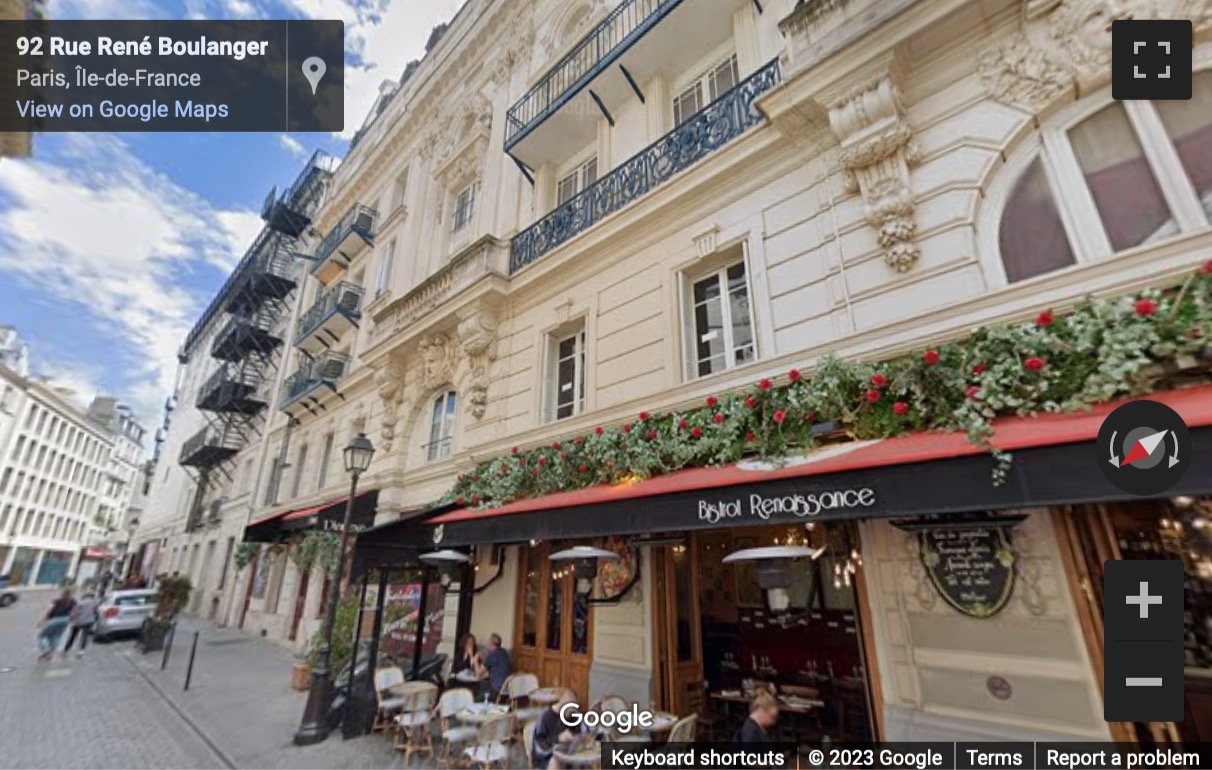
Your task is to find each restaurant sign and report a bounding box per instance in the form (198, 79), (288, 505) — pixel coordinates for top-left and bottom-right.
(698, 487), (876, 525)
(919, 525), (1016, 618)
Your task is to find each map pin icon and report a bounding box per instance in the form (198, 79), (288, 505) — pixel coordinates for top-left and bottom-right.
(302, 57), (326, 96)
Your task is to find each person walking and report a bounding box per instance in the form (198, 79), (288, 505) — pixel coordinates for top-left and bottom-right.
(64, 590), (99, 657)
(36, 589), (76, 662)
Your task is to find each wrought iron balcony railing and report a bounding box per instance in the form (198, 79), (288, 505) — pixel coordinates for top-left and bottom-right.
(179, 425), (242, 468)
(280, 351), (350, 409)
(505, 0), (685, 149)
(311, 203), (378, 275)
(295, 281), (364, 345)
(196, 364), (266, 415)
(510, 58), (780, 274)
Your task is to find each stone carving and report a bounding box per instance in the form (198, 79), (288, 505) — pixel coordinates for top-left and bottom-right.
(981, 0), (1212, 114)
(373, 354), (408, 452)
(418, 333), (455, 391)
(826, 74), (922, 272)
(457, 309), (498, 420)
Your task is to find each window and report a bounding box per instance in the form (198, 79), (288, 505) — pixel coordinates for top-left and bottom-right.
(391, 169), (409, 212)
(374, 239), (396, 299)
(687, 261), (755, 378)
(426, 391), (457, 462)
(556, 157), (598, 206)
(0, 385), (15, 413)
(291, 444), (308, 498)
(997, 72), (1212, 283)
(673, 54), (739, 127)
(452, 185), (475, 233)
(548, 328), (586, 422)
(318, 434), (334, 489)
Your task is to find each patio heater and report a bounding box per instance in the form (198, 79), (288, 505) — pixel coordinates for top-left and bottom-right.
(418, 548), (472, 587)
(549, 545), (619, 595)
(722, 544), (826, 613)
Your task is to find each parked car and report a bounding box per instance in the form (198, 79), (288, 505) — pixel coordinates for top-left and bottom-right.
(94, 589), (157, 641)
(0, 574), (16, 608)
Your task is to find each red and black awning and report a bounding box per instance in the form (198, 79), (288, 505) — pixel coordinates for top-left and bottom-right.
(243, 489), (380, 543)
(366, 386), (1212, 550)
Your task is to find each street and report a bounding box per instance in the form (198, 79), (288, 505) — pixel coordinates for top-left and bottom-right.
(0, 591), (408, 770)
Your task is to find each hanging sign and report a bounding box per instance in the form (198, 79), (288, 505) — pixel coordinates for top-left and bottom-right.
(919, 525), (1016, 618)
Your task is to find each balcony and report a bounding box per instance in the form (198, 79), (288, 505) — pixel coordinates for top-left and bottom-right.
(261, 150), (339, 238)
(195, 365), (267, 415)
(295, 281), (365, 355)
(211, 312), (282, 362)
(280, 351), (350, 414)
(510, 58), (780, 274)
(223, 229), (298, 314)
(179, 425), (242, 469)
(504, 0), (749, 169)
(311, 204), (378, 285)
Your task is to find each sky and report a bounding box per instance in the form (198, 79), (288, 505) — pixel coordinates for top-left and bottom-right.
(0, 0), (464, 427)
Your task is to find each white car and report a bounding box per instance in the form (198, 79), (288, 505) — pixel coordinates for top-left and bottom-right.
(94, 589), (157, 640)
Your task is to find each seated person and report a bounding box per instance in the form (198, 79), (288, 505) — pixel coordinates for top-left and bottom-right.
(533, 689), (588, 770)
(732, 693), (779, 744)
(448, 633), (478, 683)
(474, 632), (512, 700)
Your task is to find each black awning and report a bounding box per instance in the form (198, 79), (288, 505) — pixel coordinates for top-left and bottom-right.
(350, 501), (459, 576)
(243, 489), (380, 543)
(394, 427), (1212, 549)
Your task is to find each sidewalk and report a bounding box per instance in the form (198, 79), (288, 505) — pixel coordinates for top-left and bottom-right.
(119, 617), (405, 770)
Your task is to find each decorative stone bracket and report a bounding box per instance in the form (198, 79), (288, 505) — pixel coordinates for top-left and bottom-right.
(373, 351), (408, 452)
(825, 73), (921, 273)
(457, 309), (499, 420)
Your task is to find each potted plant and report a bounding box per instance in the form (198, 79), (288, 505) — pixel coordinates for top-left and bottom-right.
(138, 573), (192, 653)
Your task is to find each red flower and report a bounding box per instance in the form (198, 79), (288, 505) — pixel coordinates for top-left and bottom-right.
(594, 426), (604, 435)
(758, 378), (772, 391)
(706, 396), (718, 407)
(745, 396), (757, 409)
(966, 385), (981, 400)
(678, 419), (688, 430)
(471, 494), (481, 503)
(691, 427), (703, 438)
(870, 374), (887, 388)
(1202, 260), (1212, 274)
(773, 410), (787, 424)
(623, 423), (632, 433)
(1036, 310), (1054, 327)
(511, 446), (519, 454)
(532, 469), (539, 476)
(972, 364), (987, 376)
(788, 369), (802, 382)
(551, 441), (560, 450)
(456, 497), (465, 506)
(746, 432), (757, 442)
(805, 412), (815, 422)
(537, 456), (547, 466)
(578, 464), (589, 474)
(639, 411), (650, 421)
(1134, 298), (1158, 317)
(1024, 356), (1046, 372)
(472, 475), (479, 482)
(646, 429), (658, 440)
(560, 452), (569, 461)
(865, 389), (880, 403)
(922, 350), (940, 366)
(712, 412), (725, 425)
(893, 401), (909, 416)
(574, 436), (583, 445)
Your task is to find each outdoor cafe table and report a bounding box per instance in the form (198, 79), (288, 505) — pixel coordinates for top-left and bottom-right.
(455, 703), (512, 724)
(553, 741), (603, 768)
(528, 687), (563, 705)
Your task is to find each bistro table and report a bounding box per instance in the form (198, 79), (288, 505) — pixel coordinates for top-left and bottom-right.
(643, 712), (678, 733)
(455, 702), (512, 724)
(454, 669), (487, 684)
(528, 687), (563, 705)
(553, 740), (603, 768)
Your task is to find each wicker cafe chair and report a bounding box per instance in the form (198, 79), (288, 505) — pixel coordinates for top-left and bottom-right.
(590, 695), (630, 741)
(505, 672), (545, 735)
(523, 719), (539, 767)
(436, 687), (479, 765)
(667, 714), (698, 743)
(393, 682), (438, 762)
(464, 713), (514, 769)
(495, 673), (516, 705)
(373, 667), (408, 735)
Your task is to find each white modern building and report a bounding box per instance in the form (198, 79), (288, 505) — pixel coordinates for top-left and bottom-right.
(82, 397), (148, 581)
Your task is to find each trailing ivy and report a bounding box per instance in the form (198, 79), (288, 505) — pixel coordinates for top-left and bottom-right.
(234, 542), (260, 573)
(288, 531), (342, 574)
(446, 263), (1212, 506)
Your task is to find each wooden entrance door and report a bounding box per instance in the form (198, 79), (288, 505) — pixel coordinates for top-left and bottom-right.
(652, 541), (705, 717)
(1055, 503), (1180, 745)
(513, 544), (592, 701)
(289, 569), (310, 641)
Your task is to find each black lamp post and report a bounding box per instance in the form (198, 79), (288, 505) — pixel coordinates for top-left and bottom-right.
(293, 432), (375, 746)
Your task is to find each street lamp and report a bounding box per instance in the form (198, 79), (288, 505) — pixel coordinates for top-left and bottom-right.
(293, 432), (375, 746)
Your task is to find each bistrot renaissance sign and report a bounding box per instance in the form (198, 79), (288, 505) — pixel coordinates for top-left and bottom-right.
(698, 488), (877, 525)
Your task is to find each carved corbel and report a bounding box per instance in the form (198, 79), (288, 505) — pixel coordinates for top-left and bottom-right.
(418, 333), (456, 392)
(373, 353), (408, 452)
(457, 309), (499, 420)
(826, 73), (922, 273)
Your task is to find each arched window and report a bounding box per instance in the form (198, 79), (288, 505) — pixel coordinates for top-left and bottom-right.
(426, 390), (457, 462)
(996, 68), (1212, 284)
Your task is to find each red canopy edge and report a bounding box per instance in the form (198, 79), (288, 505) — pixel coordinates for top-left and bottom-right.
(248, 500), (332, 529)
(431, 385), (1212, 526)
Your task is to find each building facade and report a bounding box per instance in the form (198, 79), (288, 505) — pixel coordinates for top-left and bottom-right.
(82, 397), (148, 580)
(138, 0), (1212, 746)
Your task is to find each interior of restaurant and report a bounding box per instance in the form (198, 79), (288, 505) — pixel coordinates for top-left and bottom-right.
(654, 521), (875, 744)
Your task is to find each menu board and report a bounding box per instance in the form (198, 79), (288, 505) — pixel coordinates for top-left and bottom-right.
(919, 526), (1016, 618)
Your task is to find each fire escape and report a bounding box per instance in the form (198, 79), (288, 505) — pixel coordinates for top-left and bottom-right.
(178, 151), (338, 531)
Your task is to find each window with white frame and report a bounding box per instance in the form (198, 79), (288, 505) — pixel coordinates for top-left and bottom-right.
(426, 390), (457, 462)
(557, 157), (598, 206)
(673, 54), (739, 128)
(687, 260), (755, 379)
(996, 69), (1212, 284)
(548, 327), (586, 422)
(452, 185), (475, 233)
(374, 239), (396, 298)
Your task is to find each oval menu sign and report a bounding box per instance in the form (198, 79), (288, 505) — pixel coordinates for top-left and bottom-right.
(919, 526), (1016, 618)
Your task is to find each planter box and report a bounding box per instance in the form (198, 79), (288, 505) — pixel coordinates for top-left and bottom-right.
(138, 620), (173, 653)
(291, 662), (311, 691)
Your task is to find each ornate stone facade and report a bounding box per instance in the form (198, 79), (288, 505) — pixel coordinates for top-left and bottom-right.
(456, 309), (499, 420)
(825, 73), (922, 273)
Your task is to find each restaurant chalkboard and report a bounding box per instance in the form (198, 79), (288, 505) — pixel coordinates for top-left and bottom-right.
(919, 526), (1016, 618)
